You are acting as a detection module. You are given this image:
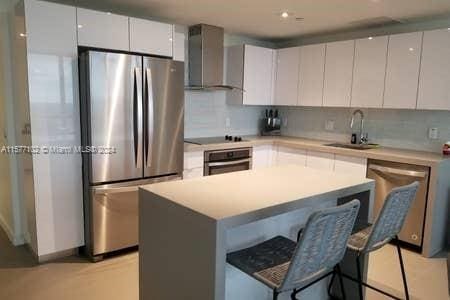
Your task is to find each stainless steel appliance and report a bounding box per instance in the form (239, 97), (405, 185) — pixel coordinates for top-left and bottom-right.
(204, 148), (252, 176)
(79, 50), (184, 260)
(186, 24), (242, 91)
(367, 159), (430, 249)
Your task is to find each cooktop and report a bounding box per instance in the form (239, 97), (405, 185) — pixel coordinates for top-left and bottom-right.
(185, 135), (246, 145)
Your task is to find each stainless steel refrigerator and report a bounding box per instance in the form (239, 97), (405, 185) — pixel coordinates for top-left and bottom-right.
(79, 50), (184, 260)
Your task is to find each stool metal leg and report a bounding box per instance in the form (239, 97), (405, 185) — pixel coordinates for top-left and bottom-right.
(336, 264), (347, 300)
(356, 255), (364, 300)
(395, 236), (410, 300)
(327, 269), (336, 297)
(273, 289), (279, 300)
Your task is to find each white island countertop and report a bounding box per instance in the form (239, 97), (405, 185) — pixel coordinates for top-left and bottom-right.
(141, 164), (374, 226)
(139, 165), (375, 300)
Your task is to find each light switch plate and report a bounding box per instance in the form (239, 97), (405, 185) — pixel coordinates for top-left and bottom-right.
(325, 120), (335, 131)
(428, 127), (438, 140)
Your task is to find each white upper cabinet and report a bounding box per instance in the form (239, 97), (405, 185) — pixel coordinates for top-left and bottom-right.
(76, 8), (129, 51)
(351, 36), (388, 108)
(173, 25), (186, 62)
(298, 44), (326, 107)
(383, 32), (423, 109)
(274, 47), (300, 106)
(323, 40), (355, 107)
(417, 29), (450, 110)
(243, 45), (275, 105)
(129, 18), (173, 57)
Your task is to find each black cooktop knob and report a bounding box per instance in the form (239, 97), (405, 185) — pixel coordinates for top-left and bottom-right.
(237, 137), (242, 142)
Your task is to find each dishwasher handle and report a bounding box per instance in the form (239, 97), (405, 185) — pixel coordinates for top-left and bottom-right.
(368, 164), (427, 178)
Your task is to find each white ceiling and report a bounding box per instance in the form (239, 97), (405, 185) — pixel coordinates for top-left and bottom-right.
(61, 0), (450, 40)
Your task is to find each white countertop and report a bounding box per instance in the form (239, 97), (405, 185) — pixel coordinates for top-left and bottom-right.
(141, 164), (373, 222)
(184, 135), (448, 167)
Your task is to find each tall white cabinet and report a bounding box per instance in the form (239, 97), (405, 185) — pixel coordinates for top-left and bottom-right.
(24, 0), (84, 258)
(417, 29), (450, 110)
(76, 8), (129, 51)
(274, 47), (300, 106)
(383, 32), (422, 109)
(323, 40), (355, 107)
(297, 44), (326, 107)
(351, 36), (388, 108)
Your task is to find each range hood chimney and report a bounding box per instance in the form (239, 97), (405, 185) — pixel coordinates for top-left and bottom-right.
(186, 24), (241, 91)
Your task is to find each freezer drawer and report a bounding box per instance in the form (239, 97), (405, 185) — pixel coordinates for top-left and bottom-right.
(90, 176), (180, 256)
(367, 159), (429, 248)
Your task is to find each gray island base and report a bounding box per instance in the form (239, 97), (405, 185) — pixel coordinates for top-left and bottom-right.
(139, 165), (375, 300)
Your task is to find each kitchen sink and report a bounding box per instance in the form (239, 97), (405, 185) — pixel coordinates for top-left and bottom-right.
(324, 143), (380, 150)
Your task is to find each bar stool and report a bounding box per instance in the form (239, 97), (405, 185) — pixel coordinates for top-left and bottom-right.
(226, 200), (361, 300)
(331, 181), (419, 300)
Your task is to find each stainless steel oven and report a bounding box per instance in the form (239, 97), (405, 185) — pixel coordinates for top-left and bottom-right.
(204, 147), (252, 176)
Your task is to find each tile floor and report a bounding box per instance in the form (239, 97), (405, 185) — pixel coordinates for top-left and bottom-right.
(0, 227), (448, 300)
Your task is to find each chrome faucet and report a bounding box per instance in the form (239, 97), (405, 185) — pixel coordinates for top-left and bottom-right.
(350, 109), (368, 144)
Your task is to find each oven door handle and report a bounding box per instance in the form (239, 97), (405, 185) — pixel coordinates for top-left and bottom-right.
(206, 158), (251, 167)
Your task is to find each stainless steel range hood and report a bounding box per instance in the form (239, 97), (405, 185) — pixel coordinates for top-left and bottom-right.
(186, 24), (242, 91)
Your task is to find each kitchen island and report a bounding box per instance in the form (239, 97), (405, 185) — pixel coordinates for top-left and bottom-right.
(139, 165), (374, 300)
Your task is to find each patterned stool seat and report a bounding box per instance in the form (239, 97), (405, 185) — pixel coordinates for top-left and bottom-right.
(347, 226), (373, 252)
(227, 236), (297, 288)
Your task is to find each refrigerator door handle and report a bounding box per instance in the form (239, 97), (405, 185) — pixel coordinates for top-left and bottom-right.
(133, 67), (143, 169)
(145, 68), (154, 168)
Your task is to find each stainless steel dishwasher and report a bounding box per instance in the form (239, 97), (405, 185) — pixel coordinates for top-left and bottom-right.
(367, 159), (430, 249)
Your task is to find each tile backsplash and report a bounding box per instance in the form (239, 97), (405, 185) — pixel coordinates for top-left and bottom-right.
(184, 91), (266, 138)
(184, 99), (450, 153)
(278, 106), (450, 153)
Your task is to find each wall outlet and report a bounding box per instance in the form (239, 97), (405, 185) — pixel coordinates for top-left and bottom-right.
(428, 127), (439, 140)
(325, 120), (335, 131)
(225, 117), (231, 128)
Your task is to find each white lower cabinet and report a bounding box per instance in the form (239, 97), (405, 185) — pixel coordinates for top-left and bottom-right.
(252, 145), (275, 169)
(183, 167), (204, 179)
(275, 146), (306, 166)
(183, 151), (204, 179)
(306, 151), (335, 171)
(334, 155), (367, 178)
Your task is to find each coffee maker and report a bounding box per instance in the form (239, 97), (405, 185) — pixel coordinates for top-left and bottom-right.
(261, 109), (281, 136)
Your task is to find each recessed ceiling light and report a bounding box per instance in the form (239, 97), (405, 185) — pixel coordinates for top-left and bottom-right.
(19, 33), (26, 37)
(78, 24), (83, 29)
(281, 11), (290, 19)
(368, 36), (373, 40)
(409, 47), (414, 51)
(106, 12), (112, 15)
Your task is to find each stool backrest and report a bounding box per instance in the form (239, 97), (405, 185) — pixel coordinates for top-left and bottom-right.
(279, 199), (360, 291)
(362, 181), (419, 253)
